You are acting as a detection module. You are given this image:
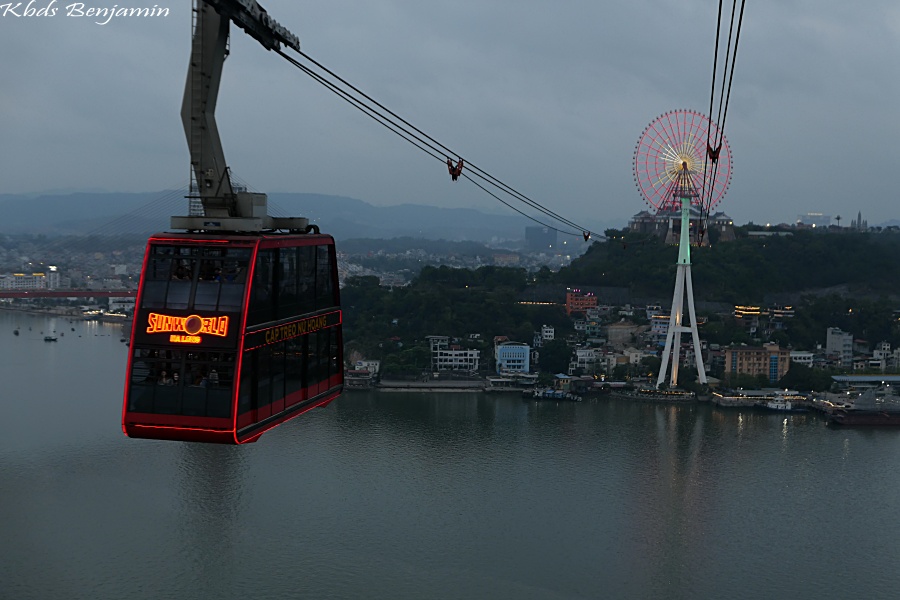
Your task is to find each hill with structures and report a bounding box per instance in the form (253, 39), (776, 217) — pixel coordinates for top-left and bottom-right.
(558, 227), (900, 305)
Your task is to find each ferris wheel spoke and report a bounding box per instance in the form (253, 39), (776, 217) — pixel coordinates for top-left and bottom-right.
(634, 109), (731, 212)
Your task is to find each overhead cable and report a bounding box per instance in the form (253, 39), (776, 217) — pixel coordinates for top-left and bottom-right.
(275, 48), (601, 241)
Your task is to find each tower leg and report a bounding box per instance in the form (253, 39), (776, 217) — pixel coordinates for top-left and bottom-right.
(657, 264), (685, 388)
(684, 267), (707, 384)
(655, 193), (706, 390)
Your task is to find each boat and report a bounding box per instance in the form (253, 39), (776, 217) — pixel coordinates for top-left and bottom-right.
(828, 387), (900, 426)
(13, 329), (19, 336)
(610, 387), (696, 403)
(763, 399), (805, 412)
(527, 388), (582, 402)
(761, 393), (808, 412)
(44, 336), (58, 342)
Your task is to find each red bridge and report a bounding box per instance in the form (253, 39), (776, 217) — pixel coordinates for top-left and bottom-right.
(0, 290), (137, 299)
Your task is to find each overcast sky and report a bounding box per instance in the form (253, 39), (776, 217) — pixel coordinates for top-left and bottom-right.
(2, 0), (899, 229)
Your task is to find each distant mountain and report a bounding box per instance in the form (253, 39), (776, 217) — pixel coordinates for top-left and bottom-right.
(0, 191), (623, 243)
(0, 192), (179, 235)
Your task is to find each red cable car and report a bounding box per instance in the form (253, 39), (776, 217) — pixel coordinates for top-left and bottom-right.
(122, 2), (344, 443)
(123, 232), (342, 443)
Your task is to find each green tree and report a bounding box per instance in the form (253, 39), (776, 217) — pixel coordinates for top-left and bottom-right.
(538, 339), (572, 375)
(778, 363), (836, 392)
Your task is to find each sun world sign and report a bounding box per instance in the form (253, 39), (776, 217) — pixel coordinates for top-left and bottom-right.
(146, 313), (230, 344)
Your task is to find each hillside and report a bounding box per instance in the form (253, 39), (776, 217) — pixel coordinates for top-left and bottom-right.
(558, 229), (900, 304)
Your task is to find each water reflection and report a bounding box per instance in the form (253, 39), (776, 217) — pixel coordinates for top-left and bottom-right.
(174, 444), (247, 595)
(5, 312), (900, 599)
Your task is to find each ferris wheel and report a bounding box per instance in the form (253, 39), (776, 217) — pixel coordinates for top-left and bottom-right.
(633, 109), (731, 213)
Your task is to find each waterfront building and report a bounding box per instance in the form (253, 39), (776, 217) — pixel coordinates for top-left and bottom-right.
(109, 298), (136, 313)
(356, 360), (381, 375)
(571, 347), (600, 375)
(0, 270), (59, 290)
(724, 343), (791, 383)
(427, 335), (480, 372)
(496, 342), (531, 374)
(345, 369), (375, 388)
(826, 327), (853, 368)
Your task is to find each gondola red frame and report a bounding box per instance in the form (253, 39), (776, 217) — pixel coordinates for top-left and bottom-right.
(122, 232), (343, 444)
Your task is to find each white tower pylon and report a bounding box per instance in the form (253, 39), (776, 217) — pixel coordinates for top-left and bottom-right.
(656, 163), (707, 389)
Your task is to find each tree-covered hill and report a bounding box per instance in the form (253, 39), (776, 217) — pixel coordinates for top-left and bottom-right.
(558, 229), (900, 303)
(341, 266), (572, 360)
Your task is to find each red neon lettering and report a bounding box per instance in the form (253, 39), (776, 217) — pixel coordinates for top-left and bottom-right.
(147, 313), (229, 337)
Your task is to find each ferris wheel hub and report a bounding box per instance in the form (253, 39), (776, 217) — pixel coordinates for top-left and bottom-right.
(633, 109), (732, 214)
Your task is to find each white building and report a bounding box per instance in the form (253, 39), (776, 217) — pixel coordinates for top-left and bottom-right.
(790, 351), (814, 367)
(109, 298), (136, 313)
(650, 315), (670, 345)
(356, 360), (381, 375)
(428, 335), (480, 372)
(541, 325), (555, 342)
(826, 327), (853, 368)
(571, 347), (600, 374)
(0, 271), (58, 290)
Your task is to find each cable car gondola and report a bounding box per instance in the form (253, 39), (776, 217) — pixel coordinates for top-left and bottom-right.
(122, 1), (343, 443)
(123, 232), (343, 443)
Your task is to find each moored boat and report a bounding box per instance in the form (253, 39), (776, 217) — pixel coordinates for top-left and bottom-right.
(610, 387), (695, 403)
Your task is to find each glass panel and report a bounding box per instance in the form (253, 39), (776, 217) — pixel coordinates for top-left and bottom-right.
(147, 255), (175, 280)
(277, 247), (301, 320)
(316, 245), (335, 310)
(330, 329), (341, 385)
(141, 281), (167, 309)
(127, 348), (236, 417)
(319, 328), (332, 384)
(218, 252), (249, 312)
(249, 250), (276, 325)
(238, 352), (255, 416)
(166, 257), (195, 310)
(218, 284), (245, 313)
(273, 341), (287, 402)
(298, 246), (316, 314)
(207, 353), (235, 418)
(285, 336), (306, 402)
(194, 281), (221, 311)
(257, 344), (273, 408)
(128, 348), (156, 412)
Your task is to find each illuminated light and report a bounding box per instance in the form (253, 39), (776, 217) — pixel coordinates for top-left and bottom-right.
(146, 313), (229, 337)
(170, 334), (202, 344)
